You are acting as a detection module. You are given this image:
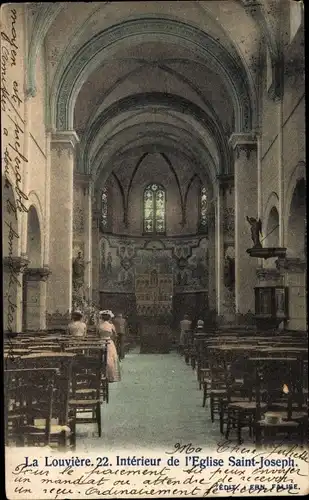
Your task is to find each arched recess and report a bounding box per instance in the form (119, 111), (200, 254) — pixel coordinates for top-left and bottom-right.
(263, 191), (279, 246)
(284, 161), (306, 244)
(27, 205), (42, 267)
(26, 3), (64, 96)
(23, 205), (44, 331)
(286, 178), (306, 259)
(284, 166), (306, 331)
(265, 207), (279, 248)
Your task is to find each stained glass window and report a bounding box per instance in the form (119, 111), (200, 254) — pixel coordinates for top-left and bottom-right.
(101, 186), (108, 229)
(143, 184), (166, 234)
(199, 186), (208, 232)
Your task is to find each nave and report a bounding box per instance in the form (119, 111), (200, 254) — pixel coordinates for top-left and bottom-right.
(77, 348), (221, 452)
(4, 327), (308, 452)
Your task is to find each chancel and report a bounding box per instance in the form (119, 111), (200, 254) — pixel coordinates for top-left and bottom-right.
(2, 1), (307, 453)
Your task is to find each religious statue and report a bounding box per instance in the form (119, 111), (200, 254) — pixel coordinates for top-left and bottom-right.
(72, 251), (85, 292)
(246, 216), (263, 248)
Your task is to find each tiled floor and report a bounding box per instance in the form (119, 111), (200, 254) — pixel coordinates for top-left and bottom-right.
(77, 348), (222, 452)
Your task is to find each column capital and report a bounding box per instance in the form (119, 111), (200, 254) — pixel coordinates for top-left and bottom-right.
(229, 133), (257, 159)
(74, 173), (92, 189)
(92, 209), (101, 229)
(217, 174), (234, 193)
(229, 133), (257, 149)
(51, 130), (79, 149)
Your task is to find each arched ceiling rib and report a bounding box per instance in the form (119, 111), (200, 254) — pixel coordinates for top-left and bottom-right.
(82, 92), (230, 176)
(90, 122), (218, 184)
(27, 2), (281, 196)
(75, 59), (229, 134)
(124, 153), (184, 220)
(93, 129), (216, 192)
(51, 17), (255, 132)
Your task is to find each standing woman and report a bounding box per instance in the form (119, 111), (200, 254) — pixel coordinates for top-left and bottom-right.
(97, 310), (121, 382)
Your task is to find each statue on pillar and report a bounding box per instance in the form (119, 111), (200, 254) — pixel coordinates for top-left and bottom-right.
(73, 251), (85, 294)
(246, 216), (263, 248)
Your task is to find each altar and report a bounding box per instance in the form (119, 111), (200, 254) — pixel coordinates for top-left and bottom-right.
(135, 269), (173, 353)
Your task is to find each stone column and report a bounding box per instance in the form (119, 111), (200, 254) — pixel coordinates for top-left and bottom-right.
(92, 209), (101, 307)
(73, 173), (93, 303)
(23, 267), (51, 330)
(3, 257), (29, 333)
(207, 201), (216, 311)
(47, 131), (79, 325)
(85, 181), (93, 302)
(215, 186), (224, 317)
(229, 134), (258, 316)
(215, 175), (236, 324)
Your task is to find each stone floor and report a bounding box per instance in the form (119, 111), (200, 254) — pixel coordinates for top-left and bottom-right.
(77, 347), (222, 452)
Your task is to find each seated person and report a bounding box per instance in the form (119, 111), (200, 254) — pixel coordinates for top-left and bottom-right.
(67, 310), (87, 337)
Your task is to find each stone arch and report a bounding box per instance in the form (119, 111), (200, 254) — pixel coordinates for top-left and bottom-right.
(23, 204), (45, 331)
(26, 3), (64, 96)
(263, 191), (279, 247)
(52, 17), (255, 133)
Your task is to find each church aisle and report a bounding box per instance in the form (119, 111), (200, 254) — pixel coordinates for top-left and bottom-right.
(77, 348), (221, 452)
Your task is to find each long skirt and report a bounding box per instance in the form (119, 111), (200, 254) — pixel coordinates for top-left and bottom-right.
(107, 339), (121, 382)
(179, 330), (186, 346)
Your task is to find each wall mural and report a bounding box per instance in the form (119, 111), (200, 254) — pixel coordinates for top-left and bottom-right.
(99, 235), (209, 293)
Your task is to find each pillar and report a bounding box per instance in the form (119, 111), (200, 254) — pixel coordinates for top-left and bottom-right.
(3, 257), (29, 333)
(73, 173), (93, 303)
(47, 131), (79, 325)
(85, 181), (93, 302)
(92, 208), (101, 306)
(215, 175), (236, 324)
(229, 134), (258, 316)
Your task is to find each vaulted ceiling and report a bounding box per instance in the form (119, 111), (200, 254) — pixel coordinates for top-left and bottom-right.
(27, 1), (280, 196)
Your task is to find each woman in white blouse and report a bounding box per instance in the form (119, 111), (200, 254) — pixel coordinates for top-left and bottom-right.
(97, 310), (121, 382)
(67, 310), (87, 337)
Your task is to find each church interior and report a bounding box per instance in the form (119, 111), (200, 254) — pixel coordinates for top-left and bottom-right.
(2, 1), (307, 450)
